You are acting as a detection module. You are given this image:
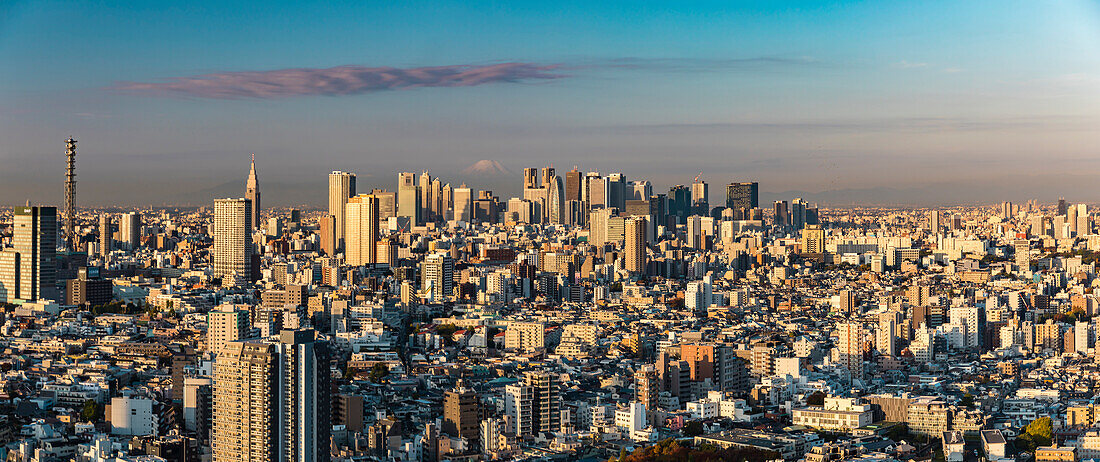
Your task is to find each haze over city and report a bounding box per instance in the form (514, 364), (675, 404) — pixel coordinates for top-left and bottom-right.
(3, 1), (1100, 206)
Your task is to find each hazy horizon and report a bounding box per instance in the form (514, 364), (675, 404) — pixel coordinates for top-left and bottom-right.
(2, 1), (1099, 208)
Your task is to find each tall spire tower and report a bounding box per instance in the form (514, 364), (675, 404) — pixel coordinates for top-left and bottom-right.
(245, 153), (260, 229)
(64, 137), (77, 250)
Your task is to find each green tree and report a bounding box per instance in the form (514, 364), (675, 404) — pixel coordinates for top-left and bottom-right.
(960, 393), (975, 409)
(368, 363), (390, 383)
(682, 420), (704, 437)
(81, 399), (102, 421)
(1024, 417), (1053, 447)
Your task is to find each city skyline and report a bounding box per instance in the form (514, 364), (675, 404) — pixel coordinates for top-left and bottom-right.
(3, 1), (1100, 206)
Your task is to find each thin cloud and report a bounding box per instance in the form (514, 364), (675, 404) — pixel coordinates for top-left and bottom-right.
(579, 56), (823, 72)
(893, 60), (929, 69)
(112, 62), (565, 99)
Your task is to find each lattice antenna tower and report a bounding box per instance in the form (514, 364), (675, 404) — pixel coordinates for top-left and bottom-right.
(65, 137), (77, 250)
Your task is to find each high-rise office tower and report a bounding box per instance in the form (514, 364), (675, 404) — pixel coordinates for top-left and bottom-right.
(212, 198), (253, 280)
(1069, 204), (1079, 235)
(441, 183), (453, 221)
(546, 176), (563, 224)
(624, 216), (647, 274)
(725, 182), (759, 211)
(1077, 204), (1090, 235)
(0, 206), (58, 303)
(98, 214), (113, 258)
(420, 172), (433, 222)
(586, 174), (606, 209)
(328, 171), (357, 252)
(668, 185), (690, 222)
(837, 322), (864, 380)
(564, 167), (582, 203)
(453, 185), (472, 222)
(422, 252), (454, 300)
(397, 172), (419, 226)
(246, 154), (261, 230)
(1058, 197), (1068, 216)
(344, 194), (379, 266)
(442, 386), (479, 443)
(120, 212), (141, 250)
(606, 173), (626, 210)
(212, 330), (331, 462)
(523, 168), (539, 190)
(774, 200), (790, 227)
(929, 210), (941, 235)
(691, 177), (708, 205)
(630, 180), (652, 201)
(791, 198), (808, 230)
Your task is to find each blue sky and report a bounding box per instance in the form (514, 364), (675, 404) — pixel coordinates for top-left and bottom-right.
(2, 0), (1099, 206)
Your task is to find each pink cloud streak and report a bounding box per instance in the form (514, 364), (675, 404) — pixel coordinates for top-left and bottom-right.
(113, 62), (564, 99)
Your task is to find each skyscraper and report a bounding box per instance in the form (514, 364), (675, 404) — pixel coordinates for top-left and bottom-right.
(606, 173), (626, 210)
(98, 214), (113, 258)
(691, 177), (708, 213)
(453, 185), (472, 222)
(120, 212), (141, 250)
(0, 205), (58, 303)
(212, 330), (331, 462)
(328, 171), (357, 252)
(625, 216), (647, 274)
(668, 185), (690, 222)
(791, 198), (808, 230)
(397, 172), (419, 226)
(344, 194), (379, 266)
(212, 198), (253, 280)
(564, 167), (582, 203)
(246, 154), (261, 230)
(774, 200), (789, 227)
(725, 182), (759, 211)
(546, 175), (563, 224)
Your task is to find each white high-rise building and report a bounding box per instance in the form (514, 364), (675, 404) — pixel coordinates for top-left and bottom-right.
(837, 322), (864, 380)
(949, 306), (983, 349)
(213, 198), (253, 280)
(120, 212), (141, 249)
(504, 384), (534, 436)
(207, 308), (250, 356)
(877, 319), (897, 356)
(685, 281), (712, 311)
(1076, 320), (1092, 354)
